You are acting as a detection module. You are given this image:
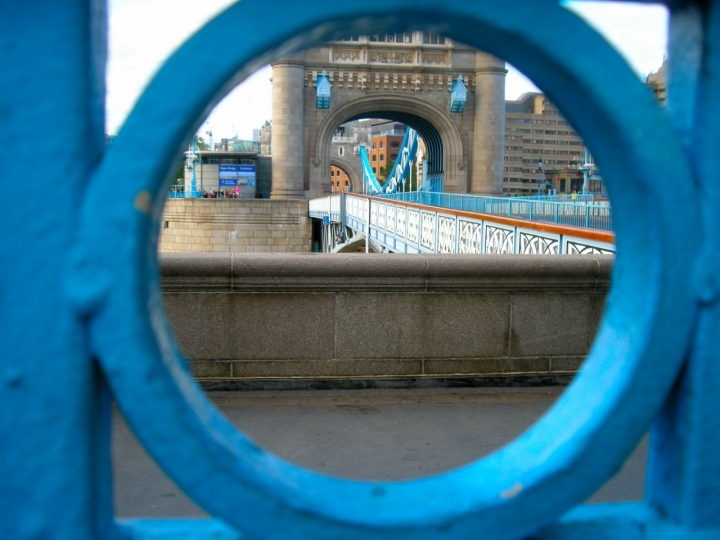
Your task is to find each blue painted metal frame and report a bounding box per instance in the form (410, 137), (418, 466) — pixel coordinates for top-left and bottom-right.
(359, 145), (385, 193)
(359, 128), (418, 194)
(0, 0), (717, 539)
(382, 128), (419, 194)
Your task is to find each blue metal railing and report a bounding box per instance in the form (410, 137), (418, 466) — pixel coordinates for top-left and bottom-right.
(513, 193), (601, 203)
(4, 0), (717, 538)
(379, 191), (613, 231)
(166, 188), (256, 198)
(167, 188), (187, 198)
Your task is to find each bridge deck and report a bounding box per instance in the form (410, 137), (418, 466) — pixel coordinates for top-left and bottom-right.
(310, 193), (615, 254)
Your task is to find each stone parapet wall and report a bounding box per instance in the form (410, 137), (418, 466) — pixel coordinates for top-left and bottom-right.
(159, 199), (312, 253)
(161, 253), (612, 382)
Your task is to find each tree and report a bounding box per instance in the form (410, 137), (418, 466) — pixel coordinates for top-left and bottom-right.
(195, 136), (209, 151)
(174, 160), (185, 183)
(381, 160), (395, 182)
(409, 166), (418, 191)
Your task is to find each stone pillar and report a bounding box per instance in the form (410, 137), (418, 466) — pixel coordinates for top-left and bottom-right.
(472, 53), (507, 195)
(271, 60), (306, 199)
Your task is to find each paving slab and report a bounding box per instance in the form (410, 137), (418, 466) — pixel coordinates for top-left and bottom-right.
(112, 387), (647, 518)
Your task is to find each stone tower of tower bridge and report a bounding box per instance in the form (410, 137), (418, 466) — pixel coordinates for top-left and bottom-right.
(270, 32), (506, 199)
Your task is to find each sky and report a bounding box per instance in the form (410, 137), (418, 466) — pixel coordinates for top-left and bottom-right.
(106, 1), (668, 140)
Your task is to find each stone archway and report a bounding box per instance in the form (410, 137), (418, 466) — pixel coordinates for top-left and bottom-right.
(309, 95), (467, 197)
(270, 38), (506, 200)
(330, 157), (362, 194)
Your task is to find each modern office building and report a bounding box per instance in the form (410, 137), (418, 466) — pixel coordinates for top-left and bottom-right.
(503, 93), (595, 195)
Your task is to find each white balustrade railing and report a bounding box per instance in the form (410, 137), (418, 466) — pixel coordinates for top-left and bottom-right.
(308, 195), (342, 223)
(313, 194), (615, 255)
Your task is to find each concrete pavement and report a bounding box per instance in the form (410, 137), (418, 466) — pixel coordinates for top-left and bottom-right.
(112, 386), (647, 518)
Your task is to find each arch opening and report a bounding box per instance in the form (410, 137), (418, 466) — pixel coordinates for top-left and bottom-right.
(312, 95), (465, 197)
(328, 159), (360, 193)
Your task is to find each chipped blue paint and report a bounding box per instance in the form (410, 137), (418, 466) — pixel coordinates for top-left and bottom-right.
(0, 0), (718, 539)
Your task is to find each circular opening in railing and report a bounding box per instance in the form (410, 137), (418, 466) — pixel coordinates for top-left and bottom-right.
(77, 0), (700, 537)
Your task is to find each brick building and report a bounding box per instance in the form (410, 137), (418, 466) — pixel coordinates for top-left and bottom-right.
(369, 121), (406, 182)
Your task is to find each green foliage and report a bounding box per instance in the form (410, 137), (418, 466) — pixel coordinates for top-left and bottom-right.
(381, 160), (395, 181)
(174, 160), (185, 181)
(195, 136), (209, 151)
(409, 166), (418, 191)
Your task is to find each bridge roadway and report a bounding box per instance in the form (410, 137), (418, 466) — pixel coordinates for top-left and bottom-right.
(113, 386), (646, 518)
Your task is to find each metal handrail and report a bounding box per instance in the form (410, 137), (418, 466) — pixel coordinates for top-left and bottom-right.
(379, 191), (613, 231)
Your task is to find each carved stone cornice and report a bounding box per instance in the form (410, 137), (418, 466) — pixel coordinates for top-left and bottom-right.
(475, 67), (508, 76)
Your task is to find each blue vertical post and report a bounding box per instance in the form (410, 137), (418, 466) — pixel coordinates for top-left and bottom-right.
(646, 1), (720, 529)
(185, 136), (200, 198)
(0, 2), (114, 539)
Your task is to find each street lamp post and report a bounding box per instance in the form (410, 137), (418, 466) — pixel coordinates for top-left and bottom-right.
(574, 148), (595, 195)
(536, 158), (544, 196)
(580, 147), (593, 194)
(185, 137), (199, 198)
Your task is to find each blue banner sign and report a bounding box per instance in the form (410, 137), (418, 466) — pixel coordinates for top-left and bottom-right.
(219, 164), (256, 186)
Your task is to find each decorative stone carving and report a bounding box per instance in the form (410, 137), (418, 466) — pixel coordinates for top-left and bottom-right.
(369, 50), (413, 64)
(422, 52), (448, 65)
(334, 49), (360, 62)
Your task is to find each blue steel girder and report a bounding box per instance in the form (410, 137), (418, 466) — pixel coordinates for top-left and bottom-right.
(382, 128), (419, 194)
(0, 1), (718, 540)
(347, 110), (444, 177)
(360, 145), (385, 193)
(359, 128), (419, 194)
